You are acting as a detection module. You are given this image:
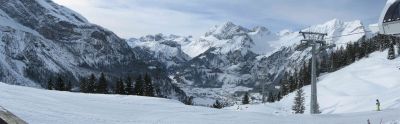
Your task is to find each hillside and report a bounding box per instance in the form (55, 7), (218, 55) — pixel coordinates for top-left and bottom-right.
(0, 0), (186, 99)
(0, 79), (399, 124)
(228, 50), (400, 115)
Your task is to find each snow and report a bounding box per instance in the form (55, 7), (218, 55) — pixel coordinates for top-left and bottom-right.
(165, 19), (367, 104)
(181, 22), (278, 57)
(283, 19), (366, 48)
(36, 0), (88, 24)
(229, 51), (400, 116)
(0, 81), (399, 124)
(127, 34), (191, 67)
(0, 10), (40, 36)
(177, 19), (365, 59)
(0, 50), (399, 123)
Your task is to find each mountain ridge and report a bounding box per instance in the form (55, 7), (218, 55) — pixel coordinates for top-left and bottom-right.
(0, 0), (186, 100)
(126, 19), (368, 105)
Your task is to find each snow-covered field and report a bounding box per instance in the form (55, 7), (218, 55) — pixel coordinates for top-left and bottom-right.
(0, 82), (399, 124)
(0, 51), (400, 124)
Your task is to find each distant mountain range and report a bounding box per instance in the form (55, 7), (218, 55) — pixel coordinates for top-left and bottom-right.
(127, 19), (371, 105)
(0, 0), (375, 105)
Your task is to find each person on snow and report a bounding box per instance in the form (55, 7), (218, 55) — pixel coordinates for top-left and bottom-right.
(376, 99), (381, 111)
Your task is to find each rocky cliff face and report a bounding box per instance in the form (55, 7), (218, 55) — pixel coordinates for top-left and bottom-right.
(0, 0), (186, 100)
(127, 34), (192, 71)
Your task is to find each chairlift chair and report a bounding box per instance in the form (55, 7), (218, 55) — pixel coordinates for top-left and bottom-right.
(379, 0), (400, 35)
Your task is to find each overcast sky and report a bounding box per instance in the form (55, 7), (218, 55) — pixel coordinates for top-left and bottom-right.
(52, 0), (386, 39)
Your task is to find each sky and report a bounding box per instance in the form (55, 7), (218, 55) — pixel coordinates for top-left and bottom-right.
(52, 0), (386, 39)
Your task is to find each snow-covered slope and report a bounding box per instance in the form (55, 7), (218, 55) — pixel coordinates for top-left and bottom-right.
(230, 51), (400, 115)
(0, 82), (399, 124)
(0, 0), (186, 99)
(0, 0), (133, 85)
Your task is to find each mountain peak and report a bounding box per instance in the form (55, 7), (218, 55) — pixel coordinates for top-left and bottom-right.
(221, 21), (236, 28)
(252, 26), (269, 34)
(204, 21), (250, 39)
(326, 18), (342, 24)
(278, 29), (293, 36)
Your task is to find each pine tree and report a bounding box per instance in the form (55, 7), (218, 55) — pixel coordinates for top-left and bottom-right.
(115, 78), (125, 94)
(242, 92), (250, 105)
(292, 88), (306, 114)
(388, 43), (396, 60)
(276, 92), (282, 101)
(134, 75), (144, 96)
(266, 92), (275, 103)
(87, 74), (96, 93)
(212, 100), (224, 109)
(397, 41), (400, 55)
(79, 77), (88, 93)
(65, 81), (72, 91)
(183, 96), (194, 105)
(125, 77), (134, 95)
(54, 75), (65, 91)
(316, 103), (321, 114)
(97, 73), (108, 94)
(288, 75), (296, 92)
(47, 78), (53, 90)
(280, 76), (289, 96)
(144, 74), (155, 97)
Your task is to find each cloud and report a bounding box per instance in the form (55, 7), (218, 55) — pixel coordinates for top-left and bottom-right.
(52, 0), (386, 39)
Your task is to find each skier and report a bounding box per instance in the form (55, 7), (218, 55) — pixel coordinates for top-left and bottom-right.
(376, 99), (381, 111)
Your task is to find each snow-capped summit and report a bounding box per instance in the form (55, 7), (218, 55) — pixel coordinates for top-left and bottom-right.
(303, 19), (365, 45)
(182, 22), (278, 57)
(125, 19), (368, 105)
(252, 26), (269, 33)
(167, 19), (369, 105)
(205, 21), (250, 40)
(127, 34), (192, 69)
(278, 29), (293, 36)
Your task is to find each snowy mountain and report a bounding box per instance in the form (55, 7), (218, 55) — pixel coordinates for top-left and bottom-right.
(164, 19), (367, 105)
(256, 19), (367, 78)
(127, 34), (192, 70)
(182, 22), (279, 58)
(0, 0), (186, 99)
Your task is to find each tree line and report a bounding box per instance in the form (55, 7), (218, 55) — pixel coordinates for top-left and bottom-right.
(210, 34), (400, 110)
(47, 72), (156, 97)
(270, 34), (399, 114)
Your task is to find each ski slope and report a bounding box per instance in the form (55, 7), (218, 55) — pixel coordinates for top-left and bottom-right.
(229, 51), (400, 120)
(0, 51), (400, 124)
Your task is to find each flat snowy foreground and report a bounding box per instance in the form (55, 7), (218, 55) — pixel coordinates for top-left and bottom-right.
(0, 83), (398, 124)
